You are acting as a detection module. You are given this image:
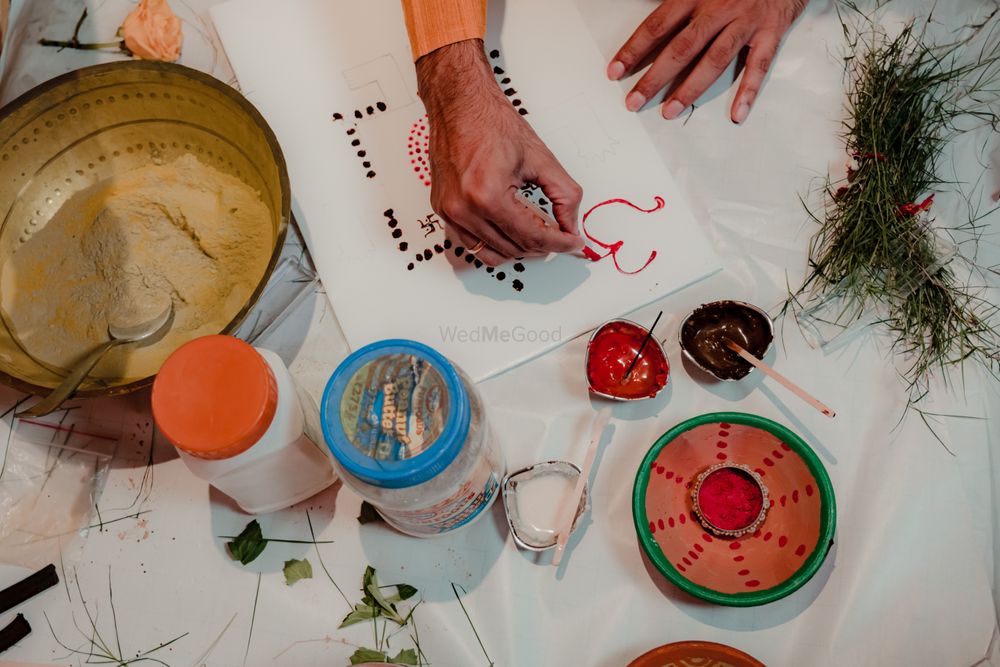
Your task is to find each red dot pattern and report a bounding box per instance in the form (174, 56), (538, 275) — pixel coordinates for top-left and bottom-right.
(408, 114), (431, 187)
(644, 422), (824, 596)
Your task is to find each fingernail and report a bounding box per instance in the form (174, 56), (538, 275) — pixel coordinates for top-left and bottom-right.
(625, 91), (646, 112)
(733, 101), (751, 124)
(607, 60), (625, 81)
(662, 100), (685, 120)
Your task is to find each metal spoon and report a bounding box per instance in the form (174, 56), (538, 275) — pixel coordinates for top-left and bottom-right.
(16, 300), (174, 419)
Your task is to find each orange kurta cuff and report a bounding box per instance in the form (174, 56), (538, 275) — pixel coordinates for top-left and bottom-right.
(401, 0), (487, 61)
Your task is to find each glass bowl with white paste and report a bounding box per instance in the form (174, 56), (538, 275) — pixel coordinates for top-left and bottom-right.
(0, 62), (288, 396)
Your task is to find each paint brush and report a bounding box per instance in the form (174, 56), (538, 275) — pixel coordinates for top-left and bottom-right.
(724, 339), (837, 418)
(622, 311), (663, 382)
(552, 407), (613, 567)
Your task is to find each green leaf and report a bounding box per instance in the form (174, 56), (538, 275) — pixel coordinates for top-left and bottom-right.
(226, 520), (267, 565)
(365, 569), (404, 625)
(358, 501), (383, 525)
(391, 648), (419, 665)
(385, 582), (419, 604)
(349, 647), (389, 664)
(282, 558), (313, 586)
(339, 604), (378, 628)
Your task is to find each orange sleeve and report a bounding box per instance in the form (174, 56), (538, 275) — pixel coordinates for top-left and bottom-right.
(401, 0), (487, 61)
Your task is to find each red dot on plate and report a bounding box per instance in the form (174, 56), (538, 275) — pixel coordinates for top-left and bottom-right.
(716, 452), (728, 461)
(795, 544), (806, 557)
(763, 457), (775, 467)
(733, 555), (745, 562)
(763, 532), (772, 541)
(688, 550), (698, 560)
(702, 534), (714, 543)
(738, 569), (750, 576)
(682, 557), (692, 566)
(780, 495), (787, 507)
(781, 442), (792, 451)
(792, 490), (800, 503)
(665, 471), (674, 480)
(779, 536), (788, 548)
(719, 430), (730, 437)
(745, 580), (761, 588)
(649, 521), (656, 533)
(677, 564), (686, 573)
(694, 543), (704, 553)
(655, 465), (664, 474)
(729, 541), (741, 550)
(772, 449), (784, 459)
(720, 423), (732, 428)
(668, 517), (675, 528)
(717, 441), (728, 449)
(679, 513), (687, 525)
(675, 477), (684, 484)
(806, 484), (814, 496)
(657, 519), (665, 530)
(755, 468), (766, 477)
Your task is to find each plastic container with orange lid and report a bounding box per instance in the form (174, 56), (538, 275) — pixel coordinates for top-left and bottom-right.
(152, 335), (336, 514)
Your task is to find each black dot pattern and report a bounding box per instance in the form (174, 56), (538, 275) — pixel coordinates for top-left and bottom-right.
(488, 49), (530, 116)
(333, 101), (388, 179)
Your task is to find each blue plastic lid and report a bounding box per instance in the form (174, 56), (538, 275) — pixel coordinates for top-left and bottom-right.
(320, 339), (471, 489)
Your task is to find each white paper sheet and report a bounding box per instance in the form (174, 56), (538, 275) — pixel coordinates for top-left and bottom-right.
(211, 0), (720, 381)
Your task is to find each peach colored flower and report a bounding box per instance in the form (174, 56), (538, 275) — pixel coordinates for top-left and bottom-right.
(122, 0), (183, 62)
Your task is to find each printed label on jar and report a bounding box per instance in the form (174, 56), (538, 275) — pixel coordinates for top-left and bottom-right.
(339, 353), (448, 461)
(380, 453), (502, 535)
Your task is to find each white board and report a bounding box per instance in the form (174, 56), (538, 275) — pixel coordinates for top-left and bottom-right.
(211, 0), (720, 381)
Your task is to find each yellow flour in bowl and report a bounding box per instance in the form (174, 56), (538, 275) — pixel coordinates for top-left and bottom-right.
(1, 154), (274, 380)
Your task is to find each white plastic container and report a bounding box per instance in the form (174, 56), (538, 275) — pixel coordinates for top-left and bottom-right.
(152, 335), (336, 514)
(321, 339), (505, 536)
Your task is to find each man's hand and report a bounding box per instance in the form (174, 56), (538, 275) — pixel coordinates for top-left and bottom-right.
(608, 0), (807, 123)
(417, 40), (584, 267)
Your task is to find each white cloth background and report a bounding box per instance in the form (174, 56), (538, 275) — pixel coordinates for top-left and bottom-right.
(0, 1), (997, 665)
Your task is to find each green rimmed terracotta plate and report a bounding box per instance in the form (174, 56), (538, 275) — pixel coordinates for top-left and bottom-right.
(633, 412), (836, 606)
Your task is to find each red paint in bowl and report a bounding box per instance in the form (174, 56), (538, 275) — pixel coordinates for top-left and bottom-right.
(694, 465), (767, 533)
(586, 320), (669, 400)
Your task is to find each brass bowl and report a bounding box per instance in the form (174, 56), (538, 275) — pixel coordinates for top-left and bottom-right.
(0, 61), (289, 397)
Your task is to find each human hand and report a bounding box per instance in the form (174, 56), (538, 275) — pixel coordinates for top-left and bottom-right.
(608, 0), (808, 123)
(417, 39), (585, 267)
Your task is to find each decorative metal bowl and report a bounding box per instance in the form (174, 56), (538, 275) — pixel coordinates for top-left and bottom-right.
(0, 61), (289, 397)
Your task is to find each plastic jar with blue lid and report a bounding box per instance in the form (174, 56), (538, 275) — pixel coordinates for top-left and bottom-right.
(321, 339), (504, 536)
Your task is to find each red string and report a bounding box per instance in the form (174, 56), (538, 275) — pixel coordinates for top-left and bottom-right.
(897, 194), (935, 218)
(581, 196), (664, 275)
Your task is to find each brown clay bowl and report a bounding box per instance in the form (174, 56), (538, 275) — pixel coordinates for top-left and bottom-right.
(633, 412), (835, 606)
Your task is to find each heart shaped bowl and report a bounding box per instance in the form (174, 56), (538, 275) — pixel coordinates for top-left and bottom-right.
(633, 412), (835, 606)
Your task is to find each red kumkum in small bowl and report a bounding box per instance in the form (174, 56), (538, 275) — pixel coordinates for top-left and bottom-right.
(692, 463), (770, 538)
(586, 319), (669, 401)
